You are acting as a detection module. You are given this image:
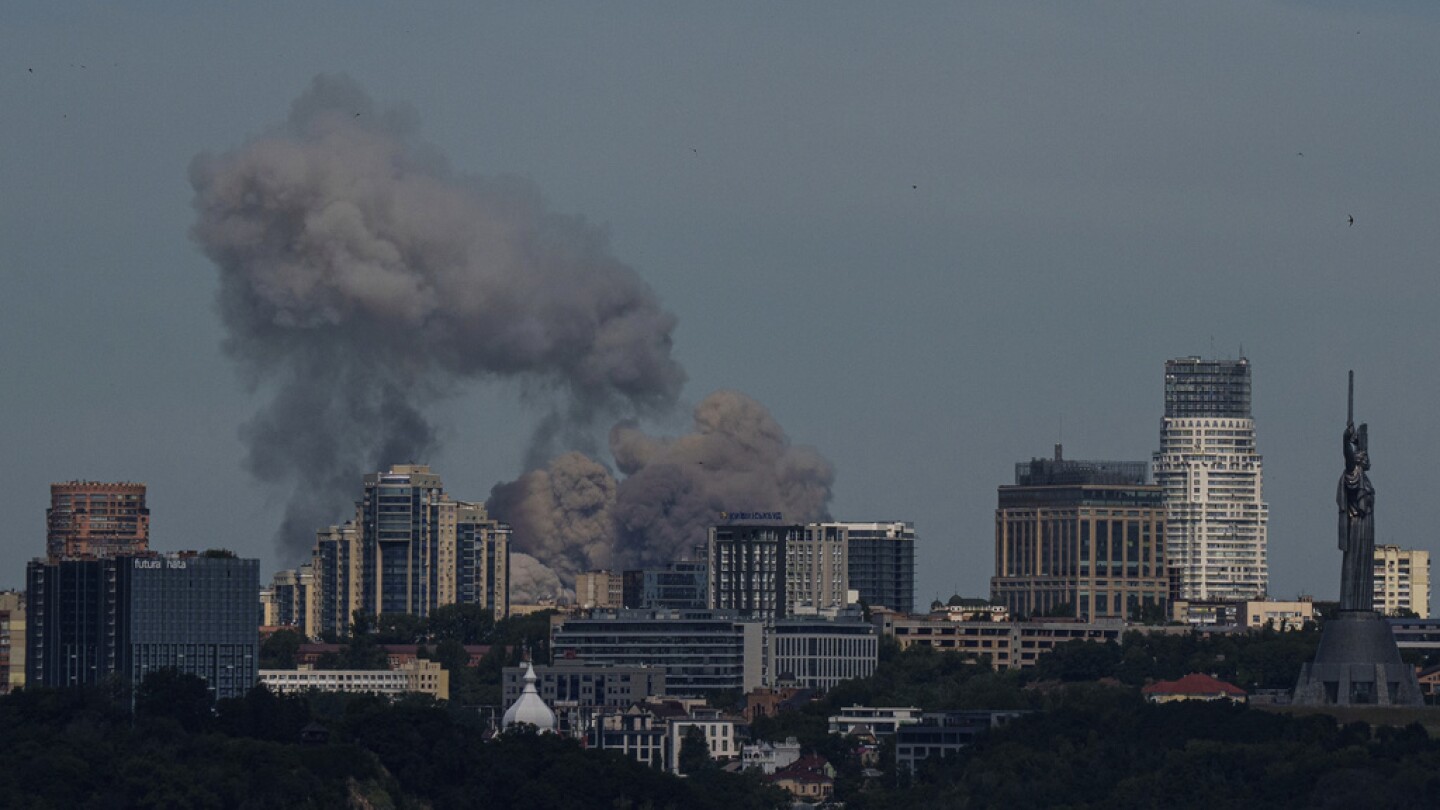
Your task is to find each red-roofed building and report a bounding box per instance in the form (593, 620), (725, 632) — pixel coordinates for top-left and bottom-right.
(1142, 673), (1247, 704)
(768, 754), (836, 801)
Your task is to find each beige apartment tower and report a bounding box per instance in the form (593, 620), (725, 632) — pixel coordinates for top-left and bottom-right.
(1373, 545), (1430, 618)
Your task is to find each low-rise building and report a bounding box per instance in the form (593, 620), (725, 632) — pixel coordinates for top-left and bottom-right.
(880, 616), (1125, 670)
(1388, 617), (1440, 658)
(828, 705), (923, 737)
(896, 710), (1027, 773)
(768, 755), (835, 802)
(588, 700), (739, 773)
(1241, 599), (1314, 631)
(501, 661), (667, 709)
(552, 609), (765, 697)
(741, 737), (802, 775)
(667, 708), (739, 773)
(260, 659), (449, 700)
(768, 615), (877, 691)
(1142, 673), (1246, 704)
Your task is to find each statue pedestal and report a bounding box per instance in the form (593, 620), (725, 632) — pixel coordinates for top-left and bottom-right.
(1293, 610), (1423, 706)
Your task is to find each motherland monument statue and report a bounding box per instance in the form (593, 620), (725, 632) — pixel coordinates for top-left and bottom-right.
(1292, 372), (1423, 706)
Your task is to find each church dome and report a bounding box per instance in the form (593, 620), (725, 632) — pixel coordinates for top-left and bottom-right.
(502, 661), (556, 733)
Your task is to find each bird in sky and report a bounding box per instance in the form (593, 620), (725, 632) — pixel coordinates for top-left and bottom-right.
(1296, 152), (1304, 157)
(1348, 215), (1355, 227)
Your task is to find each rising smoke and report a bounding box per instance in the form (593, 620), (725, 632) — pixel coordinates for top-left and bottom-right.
(490, 390), (836, 592)
(190, 74), (685, 557)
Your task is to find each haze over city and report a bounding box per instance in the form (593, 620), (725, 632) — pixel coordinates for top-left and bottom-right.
(4, 3), (1440, 606)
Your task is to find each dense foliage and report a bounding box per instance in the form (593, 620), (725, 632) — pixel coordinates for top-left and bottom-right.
(751, 626), (1440, 807)
(846, 687), (1440, 809)
(0, 673), (787, 809)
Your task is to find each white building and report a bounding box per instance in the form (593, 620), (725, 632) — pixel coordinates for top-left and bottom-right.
(666, 709), (738, 773)
(260, 659), (448, 700)
(741, 737), (802, 775)
(827, 705), (922, 737)
(1374, 546), (1431, 618)
(768, 617), (877, 690)
(1153, 357), (1269, 602)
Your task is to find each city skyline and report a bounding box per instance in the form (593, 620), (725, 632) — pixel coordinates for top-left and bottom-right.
(5, 4), (1440, 607)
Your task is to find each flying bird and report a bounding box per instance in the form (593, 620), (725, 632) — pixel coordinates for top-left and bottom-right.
(1296, 152), (1303, 157)
(1348, 215), (1354, 227)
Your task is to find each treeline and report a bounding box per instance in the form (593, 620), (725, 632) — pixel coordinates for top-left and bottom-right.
(0, 672), (787, 809)
(847, 687), (1440, 809)
(751, 626), (1440, 806)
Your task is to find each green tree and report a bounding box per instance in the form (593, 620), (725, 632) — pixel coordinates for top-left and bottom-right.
(260, 628), (304, 669)
(678, 726), (711, 775)
(135, 668), (213, 733)
(428, 603), (495, 644)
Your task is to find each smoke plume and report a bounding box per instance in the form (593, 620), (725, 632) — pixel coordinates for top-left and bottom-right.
(190, 74), (685, 558)
(490, 390), (836, 588)
(509, 552), (575, 605)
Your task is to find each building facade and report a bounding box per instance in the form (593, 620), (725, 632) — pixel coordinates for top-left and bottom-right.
(27, 554), (259, 700)
(501, 662), (668, 709)
(575, 570), (624, 610)
(990, 447), (1168, 621)
(264, 564), (320, 635)
(786, 524), (849, 614)
(768, 617), (878, 691)
(622, 561), (707, 610)
(261, 659), (448, 700)
(708, 525), (796, 620)
(1153, 357), (1269, 601)
(46, 481), (150, 561)
(551, 609), (766, 696)
(881, 615), (1127, 670)
(841, 521), (916, 614)
(299, 466), (513, 631)
(1374, 545), (1430, 618)
(0, 591), (25, 694)
(312, 520), (362, 638)
(360, 465), (446, 617)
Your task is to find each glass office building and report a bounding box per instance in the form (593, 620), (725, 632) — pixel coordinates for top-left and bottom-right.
(28, 554), (259, 700)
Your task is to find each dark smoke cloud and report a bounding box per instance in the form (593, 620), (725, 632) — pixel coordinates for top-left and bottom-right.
(491, 390), (835, 587)
(190, 74), (685, 558)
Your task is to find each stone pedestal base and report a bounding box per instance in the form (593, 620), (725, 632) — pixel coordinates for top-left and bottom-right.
(1292, 610), (1423, 707)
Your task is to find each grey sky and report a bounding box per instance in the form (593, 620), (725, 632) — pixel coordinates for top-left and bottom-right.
(3, 3), (1439, 606)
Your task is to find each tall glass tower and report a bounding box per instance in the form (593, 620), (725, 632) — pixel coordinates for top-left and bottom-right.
(1153, 357), (1269, 601)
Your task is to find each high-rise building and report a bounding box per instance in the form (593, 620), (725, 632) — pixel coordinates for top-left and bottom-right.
(837, 521), (915, 613)
(787, 524), (849, 614)
(1153, 357), (1269, 601)
(46, 481), (150, 561)
(264, 564), (320, 635)
(575, 570), (623, 610)
(0, 591), (25, 694)
(991, 447), (1168, 621)
(360, 464), (446, 617)
(27, 553), (259, 700)
(310, 467), (509, 632)
(312, 520), (362, 638)
(448, 500), (509, 619)
(708, 525), (798, 620)
(1373, 546), (1431, 618)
